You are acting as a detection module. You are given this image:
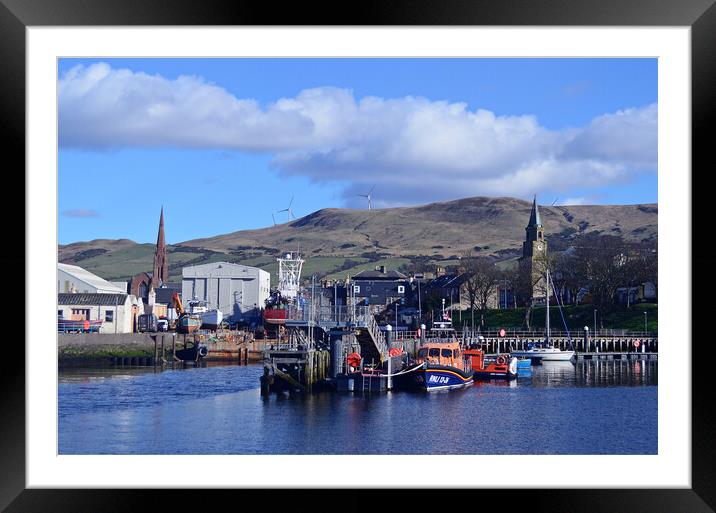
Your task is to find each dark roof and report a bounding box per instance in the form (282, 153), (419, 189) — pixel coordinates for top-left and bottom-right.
(58, 293), (127, 306)
(155, 288), (177, 305)
(353, 269), (407, 280)
(425, 273), (471, 290)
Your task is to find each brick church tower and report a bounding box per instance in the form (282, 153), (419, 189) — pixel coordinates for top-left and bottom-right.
(152, 207), (169, 288)
(520, 196), (548, 302)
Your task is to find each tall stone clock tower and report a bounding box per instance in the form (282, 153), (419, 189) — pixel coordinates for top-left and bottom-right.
(521, 196), (548, 303)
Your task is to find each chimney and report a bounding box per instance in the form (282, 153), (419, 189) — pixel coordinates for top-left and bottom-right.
(436, 266), (446, 277)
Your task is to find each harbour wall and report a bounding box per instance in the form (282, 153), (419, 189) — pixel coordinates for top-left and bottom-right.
(58, 332), (264, 367)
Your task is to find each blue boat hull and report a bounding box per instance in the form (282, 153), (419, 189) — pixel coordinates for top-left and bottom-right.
(407, 364), (474, 391)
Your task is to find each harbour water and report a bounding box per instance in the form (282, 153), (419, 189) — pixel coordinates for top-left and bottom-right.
(59, 359), (657, 455)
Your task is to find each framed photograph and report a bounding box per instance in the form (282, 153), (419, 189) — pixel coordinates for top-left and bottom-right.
(5, 0), (714, 510)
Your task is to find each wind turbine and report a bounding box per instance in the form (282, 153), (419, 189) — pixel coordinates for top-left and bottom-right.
(551, 198), (558, 206)
(271, 213), (277, 226)
(358, 185), (376, 210)
(277, 196), (295, 222)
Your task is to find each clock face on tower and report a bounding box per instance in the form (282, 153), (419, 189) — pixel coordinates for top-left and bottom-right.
(537, 243), (543, 251)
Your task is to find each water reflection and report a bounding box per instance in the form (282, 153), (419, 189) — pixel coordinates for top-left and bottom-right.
(59, 359), (658, 455)
(572, 358), (657, 387)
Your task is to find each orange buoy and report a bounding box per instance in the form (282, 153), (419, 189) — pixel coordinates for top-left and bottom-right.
(83, 320), (90, 331)
(347, 352), (362, 368)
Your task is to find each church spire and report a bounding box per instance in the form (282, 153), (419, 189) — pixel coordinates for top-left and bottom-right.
(528, 195), (542, 228)
(152, 207), (168, 287)
(156, 206), (165, 248)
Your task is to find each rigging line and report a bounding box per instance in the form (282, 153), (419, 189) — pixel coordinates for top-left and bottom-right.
(551, 277), (574, 351)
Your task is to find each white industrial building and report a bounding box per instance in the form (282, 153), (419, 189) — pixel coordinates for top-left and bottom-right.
(58, 263), (126, 294)
(182, 262), (270, 323)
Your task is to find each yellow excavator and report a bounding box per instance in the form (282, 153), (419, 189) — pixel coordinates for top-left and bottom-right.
(172, 291), (185, 316)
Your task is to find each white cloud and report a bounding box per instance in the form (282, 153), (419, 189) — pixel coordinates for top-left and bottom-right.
(59, 63), (657, 206)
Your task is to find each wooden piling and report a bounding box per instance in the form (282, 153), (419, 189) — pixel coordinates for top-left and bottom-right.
(160, 334), (165, 366)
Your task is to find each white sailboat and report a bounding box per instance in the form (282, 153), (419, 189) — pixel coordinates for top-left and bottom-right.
(510, 268), (576, 362)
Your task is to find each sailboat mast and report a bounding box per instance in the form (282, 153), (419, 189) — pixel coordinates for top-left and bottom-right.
(545, 268), (550, 344)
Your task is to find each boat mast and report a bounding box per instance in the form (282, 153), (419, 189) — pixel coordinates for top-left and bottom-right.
(545, 268), (550, 345)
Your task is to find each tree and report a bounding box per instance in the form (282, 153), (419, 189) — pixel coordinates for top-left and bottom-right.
(461, 251), (501, 329)
(553, 251), (583, 305)
(573, 235), (629, 308)
(504, 259), (536, 329)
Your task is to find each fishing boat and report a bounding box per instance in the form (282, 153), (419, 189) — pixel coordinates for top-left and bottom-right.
(172, 292), (202, 334)
(176, 314), (202, 334)
(510, 268), (576, 362)
(187, 298), (223, 330)
(262, 290), (289, 326)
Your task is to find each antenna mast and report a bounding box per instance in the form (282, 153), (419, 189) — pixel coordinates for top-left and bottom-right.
(277, 251), (304, 300)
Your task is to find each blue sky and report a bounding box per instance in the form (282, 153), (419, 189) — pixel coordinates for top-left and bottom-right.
(58, 58), (657, 244)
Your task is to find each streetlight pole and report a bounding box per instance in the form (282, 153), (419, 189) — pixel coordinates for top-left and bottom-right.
(644, 311), (647, 335)
(417, 278), (422, 324)
(504, 276), (507, 309)
(594, 309), (597, 337)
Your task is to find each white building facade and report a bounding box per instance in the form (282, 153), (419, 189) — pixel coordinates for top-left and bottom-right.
(182, 262), (270, 322)
(57, 293), (144, 333)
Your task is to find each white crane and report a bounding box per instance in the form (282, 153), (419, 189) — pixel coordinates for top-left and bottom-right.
(277, 196), (295, 222)
(358, 185), (375, 210)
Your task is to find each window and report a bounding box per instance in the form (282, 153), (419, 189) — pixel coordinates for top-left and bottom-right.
(57, 310), (63, 317)
(71, 308), (90, 320)
(418, 348), (428, 358)
(105, 310), (114, 322)
(441, 349), (453, 358)
(353, 285), (360, 293)
(429, 348), (440, 357)
(397, 285), (405, 294)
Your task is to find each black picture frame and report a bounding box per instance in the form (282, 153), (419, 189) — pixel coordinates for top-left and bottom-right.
(3, 0), (713, 510)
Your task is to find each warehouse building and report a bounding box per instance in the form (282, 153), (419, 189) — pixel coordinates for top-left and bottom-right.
(181, 262), (270, 323)
(58, 263), (126, 294)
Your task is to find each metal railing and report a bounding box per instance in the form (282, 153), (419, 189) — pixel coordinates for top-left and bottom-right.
(285, 304), (374, 325)
(388, 328), (655, 340)
(365, 310), (388, 359)
(270, 326), (314, 351)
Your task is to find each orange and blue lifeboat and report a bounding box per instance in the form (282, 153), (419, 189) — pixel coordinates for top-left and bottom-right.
(407, 341), (474, 391)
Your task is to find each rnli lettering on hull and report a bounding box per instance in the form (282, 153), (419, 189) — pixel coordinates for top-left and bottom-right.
(423, 370), (473, 390)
